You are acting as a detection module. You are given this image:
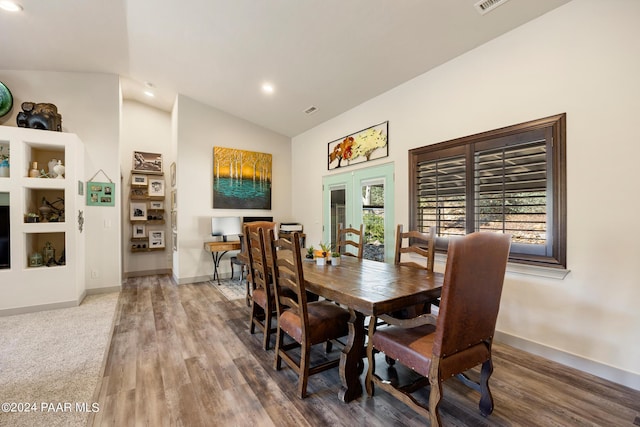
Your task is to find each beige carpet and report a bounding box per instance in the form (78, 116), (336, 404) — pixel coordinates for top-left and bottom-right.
(0, 292), (119, 427)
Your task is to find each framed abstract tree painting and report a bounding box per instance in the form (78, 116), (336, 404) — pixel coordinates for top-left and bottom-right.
(212, 147), (272, 209)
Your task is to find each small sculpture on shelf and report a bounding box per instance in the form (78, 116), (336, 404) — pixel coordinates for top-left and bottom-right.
(16, 102), (62, 131)
(53, 160), (65, 179)
(38, 197), (65, 222)
(48, 159), (58, 178)
(43, 241), (56, 266)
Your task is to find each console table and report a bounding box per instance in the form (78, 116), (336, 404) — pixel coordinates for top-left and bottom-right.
(204, 241), (241, 285)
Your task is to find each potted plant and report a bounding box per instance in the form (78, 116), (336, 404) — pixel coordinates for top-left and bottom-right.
(316, 242), (331, 265)
(306, 246), (315, 260)
(25, 212), (39, 223)
(331, 251), (341, 266)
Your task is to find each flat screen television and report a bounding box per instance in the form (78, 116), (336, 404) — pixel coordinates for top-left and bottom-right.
(0, 205), (9, 269)
(211, 216), (242, 241)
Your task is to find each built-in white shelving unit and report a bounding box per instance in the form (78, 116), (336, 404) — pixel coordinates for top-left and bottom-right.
(0, 126), (85, 315)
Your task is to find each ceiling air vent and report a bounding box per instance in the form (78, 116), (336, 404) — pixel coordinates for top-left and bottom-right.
(304, 105), (318, 115)
(474, 0), (511, 15)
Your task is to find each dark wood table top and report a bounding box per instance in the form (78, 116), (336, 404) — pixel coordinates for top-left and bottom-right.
(302, 256), (443, 316)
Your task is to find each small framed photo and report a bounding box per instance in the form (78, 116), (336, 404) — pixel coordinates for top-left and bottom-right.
(132, 224), (146, 238)
(149, 230), (165, 248)
(171, 210), (177, 230)
(130, 202), (147, 221)
(171, 190), (177, 210)
(133, 151), (163, 174)
(149, 200), (164, 210)
(170, 162), (176, 187)
(148, 178), (165, 197)
(172, 231), (177, 252)
(131, 174), (148, 186)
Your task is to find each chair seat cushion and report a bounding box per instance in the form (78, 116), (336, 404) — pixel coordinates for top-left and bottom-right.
(372, 324), (437, 377)
(253, 288), (270, 310)
(373, 325), (491, 379)
(279, 301), (349, 345)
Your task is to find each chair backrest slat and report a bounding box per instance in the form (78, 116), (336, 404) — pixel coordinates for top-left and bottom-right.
(267, 230), (308, 324)
(245, 225), (270, 295)
(336, 223), (364, 258)
(394, 225), (435, 272)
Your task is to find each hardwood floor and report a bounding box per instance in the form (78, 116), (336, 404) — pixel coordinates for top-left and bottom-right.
(90, 275), (640, 426)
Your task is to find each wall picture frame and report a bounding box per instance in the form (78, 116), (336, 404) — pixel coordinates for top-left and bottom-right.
(130, 202), (147, 221)
(149, 200), (164, 210)
(148, 178), (165, 197)
(170, 162), (176, 187)
(328, 121), (389, 170)
(132, 151), (163, 174)
(132, 223), (146, 238)
(212, 146), (272, 209)
(131, 174), (148, 186)
(86, 181), (116, 206)
(149, 230), (165, 248)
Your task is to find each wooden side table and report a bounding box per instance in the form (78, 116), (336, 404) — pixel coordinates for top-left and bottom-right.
(204, 240), (241, 285)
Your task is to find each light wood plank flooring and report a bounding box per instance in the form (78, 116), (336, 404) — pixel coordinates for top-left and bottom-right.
(90, 275), (640, 426)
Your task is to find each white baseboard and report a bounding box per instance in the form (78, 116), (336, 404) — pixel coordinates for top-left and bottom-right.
(124, 268), (172, 279)
(0, 299), (81, 317)
(86, 286), (121, 295)
(495, 331), (640, 391)
(176, 272), (235, 285)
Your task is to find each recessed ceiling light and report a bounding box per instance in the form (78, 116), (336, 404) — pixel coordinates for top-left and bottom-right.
(144, 90), (155, 98)
(261, 83), (275, 94)
(0, 1), (23, 12)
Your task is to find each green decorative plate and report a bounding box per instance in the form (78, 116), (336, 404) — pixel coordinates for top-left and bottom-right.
(0, 81), (14, 118)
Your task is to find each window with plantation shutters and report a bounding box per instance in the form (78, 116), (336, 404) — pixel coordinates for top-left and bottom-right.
(409, 114), (566, 268)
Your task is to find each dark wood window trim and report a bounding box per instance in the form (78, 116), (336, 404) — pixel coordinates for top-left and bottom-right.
(409, 113), (566, 269)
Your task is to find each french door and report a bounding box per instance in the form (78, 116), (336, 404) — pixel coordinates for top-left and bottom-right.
(322, 163), (394, 263)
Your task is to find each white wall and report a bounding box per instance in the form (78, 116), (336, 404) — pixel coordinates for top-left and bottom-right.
(0, 70), (121, 291)
(292, 0), (640, 389)
(173, 95), (292, 283)
(120, 100), (172, 275)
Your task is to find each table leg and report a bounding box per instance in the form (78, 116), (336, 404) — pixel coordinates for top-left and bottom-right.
(210, 250), (230, 285)
(338, 308), (364, 403)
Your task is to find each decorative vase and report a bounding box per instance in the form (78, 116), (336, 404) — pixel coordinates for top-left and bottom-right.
(0, 159), (8, 177)
(48, 158), (58, 178)
(38, 198), (52, 222)
(29, 161), (40, 178)
(315, 257), (326, 266)
(53, 160), (65, 179)
(331, 256), (341, 266)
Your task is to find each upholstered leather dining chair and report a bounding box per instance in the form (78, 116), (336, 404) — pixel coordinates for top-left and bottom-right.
(267, 229), (350, 398)
(366, 232), (511, 426)
(336, 223), (364, 258)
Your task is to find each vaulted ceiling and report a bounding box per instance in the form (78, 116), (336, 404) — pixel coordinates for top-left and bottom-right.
(0, 0), (571, 136)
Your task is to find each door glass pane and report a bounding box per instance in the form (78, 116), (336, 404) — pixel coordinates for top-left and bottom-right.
(361, 179), (384, 262)
(330, 186), (346, 250)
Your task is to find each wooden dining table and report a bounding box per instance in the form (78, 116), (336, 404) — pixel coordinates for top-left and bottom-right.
(300, 255), (444, 403)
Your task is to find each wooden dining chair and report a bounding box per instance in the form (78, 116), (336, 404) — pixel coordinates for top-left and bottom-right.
(336, 223), (364, 258)
(393, 224), (439, 317)
(243, 221), (277, 307)
(245, 225), (277, 350)
(266, 229), (350, 398)
(366, 232), (511, 427)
